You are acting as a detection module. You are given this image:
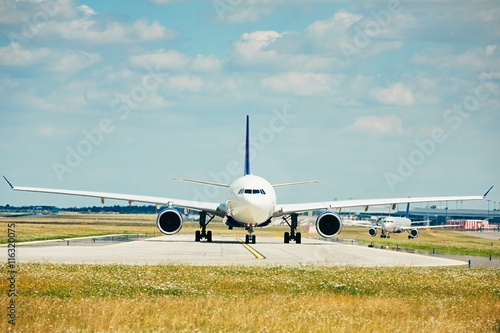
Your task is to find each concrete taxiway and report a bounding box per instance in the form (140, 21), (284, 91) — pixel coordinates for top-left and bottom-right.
(6, 234), (468, 267)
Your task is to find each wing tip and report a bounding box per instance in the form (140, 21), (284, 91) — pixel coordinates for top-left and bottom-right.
(3, 176), (14, 189)
(483, 185), (494, 198)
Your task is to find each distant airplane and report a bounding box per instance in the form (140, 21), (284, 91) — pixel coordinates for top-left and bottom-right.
(366, 203), (457, 239)
(3, 116), (493, 244)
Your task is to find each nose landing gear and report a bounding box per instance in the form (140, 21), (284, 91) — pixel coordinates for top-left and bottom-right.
(245, 225), (256, 244)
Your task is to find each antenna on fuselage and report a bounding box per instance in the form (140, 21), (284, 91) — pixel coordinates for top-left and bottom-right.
(245, 115), (251, 176)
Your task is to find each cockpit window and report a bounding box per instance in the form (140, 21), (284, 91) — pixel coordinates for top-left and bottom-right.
(241, 188), (267, 195)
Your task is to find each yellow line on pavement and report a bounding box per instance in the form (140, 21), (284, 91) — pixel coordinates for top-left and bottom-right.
(234, 237), (265, 260)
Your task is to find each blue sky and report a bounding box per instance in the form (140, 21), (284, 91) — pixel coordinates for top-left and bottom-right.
(1, 0), (499, 211)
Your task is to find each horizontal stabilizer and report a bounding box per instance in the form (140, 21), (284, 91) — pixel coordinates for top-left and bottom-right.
(272, 180), (319, 188)
(173, 178), (230, 188)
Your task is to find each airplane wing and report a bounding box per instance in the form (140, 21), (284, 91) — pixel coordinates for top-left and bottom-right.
(273, 187), (492, 217)
(3, 177), (226, 217)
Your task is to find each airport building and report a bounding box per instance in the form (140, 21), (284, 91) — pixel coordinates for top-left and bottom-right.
(446, 219), (493, 230)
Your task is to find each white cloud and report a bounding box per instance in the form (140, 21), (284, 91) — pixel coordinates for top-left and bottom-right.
(485, 45), (497, 58)
(40, 18), (172, 43)
(168, 75), (202, 91)
(77, 5), (96, 17)
(0, 0), (75, 24)
(230, 29), (341, 72)
(2, 2), (172, 44)
(232, 30), (282, 65)
(261, 72), (334, 96)
(51, 51), (101, 73)
(350, 115), (404, 135)
(191, 55), (221, 72)
(38, 125), (57, 138)
(0, 43), (51, 66)
(129, 50), (222, 73)
(412, 46), (500, 73)
(373, 83), (415, 106)
(213, 0), (341, 24)
(0, 43), (101, 72)
(129, 50), (188, 70)
(307, 9), (361, 42)
(228, 9), (407, 72)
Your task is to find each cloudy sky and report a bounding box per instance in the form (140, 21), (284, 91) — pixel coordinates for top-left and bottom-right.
(1, 0), (499, 211)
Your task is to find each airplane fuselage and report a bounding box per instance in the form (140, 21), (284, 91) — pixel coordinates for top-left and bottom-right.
(226, 175), (276, 227)
(380, 216), (411, 233)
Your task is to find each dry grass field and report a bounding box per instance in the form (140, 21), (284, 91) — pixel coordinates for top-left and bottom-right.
(0, 264), (498, 332)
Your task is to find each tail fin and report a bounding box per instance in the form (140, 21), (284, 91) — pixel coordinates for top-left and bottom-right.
(245, 115), (251, 176)
(405, 202), (410, 218)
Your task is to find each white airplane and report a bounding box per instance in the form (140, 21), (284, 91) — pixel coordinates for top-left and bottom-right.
(3, 116), (493, 244)
(367, 203), (456, 239)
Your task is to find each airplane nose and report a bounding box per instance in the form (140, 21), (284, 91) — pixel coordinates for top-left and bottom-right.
(235, 196), (274, 224)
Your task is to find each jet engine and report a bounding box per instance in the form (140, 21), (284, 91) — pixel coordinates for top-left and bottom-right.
(316, 211), (342, 238)
(409, 229), (419, 238)
(156, 209), (183, 235)
(368, 228), (377, 237)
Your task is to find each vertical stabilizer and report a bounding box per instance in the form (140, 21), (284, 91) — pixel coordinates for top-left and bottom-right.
(245, 115), (251, 175)
(405, 202), (410, 219)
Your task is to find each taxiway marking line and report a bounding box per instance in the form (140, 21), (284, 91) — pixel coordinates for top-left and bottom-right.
(234, 237), (266, 260)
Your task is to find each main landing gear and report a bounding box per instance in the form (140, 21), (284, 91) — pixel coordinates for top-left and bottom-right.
(282, 213), (301, 244)
(195, 211), (215, 242)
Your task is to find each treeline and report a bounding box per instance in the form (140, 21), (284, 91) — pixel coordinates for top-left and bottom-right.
(61, 205), (161, 214)
(0, 205), (166, 214)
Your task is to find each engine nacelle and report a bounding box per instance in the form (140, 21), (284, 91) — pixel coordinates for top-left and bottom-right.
(368, 228), (377, 237)
(156, 209), (183, 235)
(409, 228), (419, 238)
(316, 211), (342, 238)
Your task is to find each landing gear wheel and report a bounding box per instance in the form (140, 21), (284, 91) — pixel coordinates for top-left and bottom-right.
(196, 211), (215, 242)
(282, 213), (302, 244)
(245, 234), (256, 244)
